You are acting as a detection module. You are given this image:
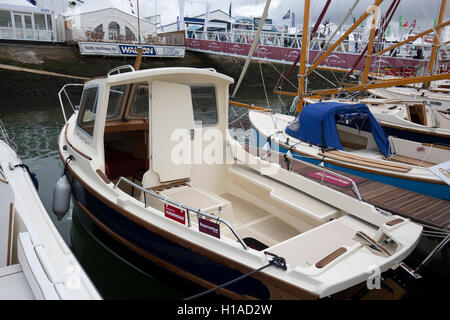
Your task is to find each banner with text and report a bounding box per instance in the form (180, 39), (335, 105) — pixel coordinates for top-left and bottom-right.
(78, 42), (185, 58)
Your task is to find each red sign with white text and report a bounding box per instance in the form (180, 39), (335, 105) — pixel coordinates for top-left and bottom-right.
(198, 217), (221, 239)
(164, 204), (186, 225)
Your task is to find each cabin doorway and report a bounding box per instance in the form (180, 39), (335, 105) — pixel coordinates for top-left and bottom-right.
(406, 104), (427, 126)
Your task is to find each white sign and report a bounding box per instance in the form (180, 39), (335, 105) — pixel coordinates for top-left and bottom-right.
(428, 160), (450, 186)
(78, 42), (185, 58)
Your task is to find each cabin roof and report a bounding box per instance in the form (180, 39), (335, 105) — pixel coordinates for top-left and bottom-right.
(86, 67), (234, 87)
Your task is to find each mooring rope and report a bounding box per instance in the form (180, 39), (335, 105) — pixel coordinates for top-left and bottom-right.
(183, 252), (287, 300)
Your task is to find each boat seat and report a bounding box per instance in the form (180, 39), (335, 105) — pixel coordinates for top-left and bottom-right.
(228, 165), (339, 223)
(105, 148), (149, 180)
(144, 185), (234, 221)
(268, 220), (358, 268)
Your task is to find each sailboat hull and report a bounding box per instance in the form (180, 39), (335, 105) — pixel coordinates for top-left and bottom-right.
(250, 125), (450, 201)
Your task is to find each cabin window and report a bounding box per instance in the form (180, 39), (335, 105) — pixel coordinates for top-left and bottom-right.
(77, 86), (99, 136)
(107, 85), (126, 118)
(190, 86), (218, 126)
(130, 83), (149, 116)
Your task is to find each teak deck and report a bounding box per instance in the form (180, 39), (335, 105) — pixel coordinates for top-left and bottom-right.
(244, 145), (450, 231)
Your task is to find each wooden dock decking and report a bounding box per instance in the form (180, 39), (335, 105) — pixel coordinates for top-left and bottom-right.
(243, 145), (450, 231)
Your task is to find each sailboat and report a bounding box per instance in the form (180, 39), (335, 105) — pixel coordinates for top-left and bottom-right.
(245, 0), (450, 200)
(304, 96), (450, 146)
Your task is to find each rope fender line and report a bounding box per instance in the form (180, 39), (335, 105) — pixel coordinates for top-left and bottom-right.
(183, 252), (287, 300)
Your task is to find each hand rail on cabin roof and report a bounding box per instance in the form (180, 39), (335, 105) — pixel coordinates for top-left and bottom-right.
(107, 65), (135, 77)
(114, 176), (249, 250)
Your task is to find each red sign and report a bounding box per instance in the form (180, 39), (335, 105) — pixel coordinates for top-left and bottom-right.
(198, 217), (221, 239)
(164, 204), (186, 225)
(306, 171), (359, 187)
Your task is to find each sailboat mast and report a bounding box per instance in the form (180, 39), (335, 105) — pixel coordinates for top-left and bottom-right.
(426, 0), (447, 86)
(297, 0), (311, 113)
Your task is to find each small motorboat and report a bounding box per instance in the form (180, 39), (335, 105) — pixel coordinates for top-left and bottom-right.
(249, 102), (450, 200)
(55, 66), (423, 299)
(0, 121), (101, 300)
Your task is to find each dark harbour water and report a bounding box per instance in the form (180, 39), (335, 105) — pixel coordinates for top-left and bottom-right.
(0, 82), (449, 301)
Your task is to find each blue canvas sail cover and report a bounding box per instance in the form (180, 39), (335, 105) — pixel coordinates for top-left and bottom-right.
(285, 102), (391, 156)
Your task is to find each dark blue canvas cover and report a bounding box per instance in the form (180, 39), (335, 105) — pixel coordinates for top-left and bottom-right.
(285, 102), (391, 156)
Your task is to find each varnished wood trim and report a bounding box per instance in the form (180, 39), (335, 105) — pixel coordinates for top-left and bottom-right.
(315, 247), (347, 268)
(7, 203), (13, 266)
(0, 178), (8, 184)
(96, 169), (111, 184)
(386, 218), (404, 226)
(422, 143), (450, 151)
(64, 123), (93, 161)
(58, 142), (317, 299)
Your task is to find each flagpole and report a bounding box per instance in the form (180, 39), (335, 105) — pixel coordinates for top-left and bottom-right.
(137, 0), (141, 44)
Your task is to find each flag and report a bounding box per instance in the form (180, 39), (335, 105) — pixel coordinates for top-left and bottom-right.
(403, 21), (408, 28)
(399, 16), (403, 28)
(410, 19), (416, 29)
(386, 25), (391, 37)
(229, 1), (232, 18)
(26, 0), (36, 5)
(282, 9), (291, 20)
(291, 12), (295, 28)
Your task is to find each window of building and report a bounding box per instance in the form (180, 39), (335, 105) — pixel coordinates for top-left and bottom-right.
(125, 26), (135, 41)
(77, 86), (99, 136)
(108, 21), (120, 40)
(107, 85), (126, 118)
(0, 11), (11, 28)
(190, 86), (218, 126)
(94, 24), (103, 34)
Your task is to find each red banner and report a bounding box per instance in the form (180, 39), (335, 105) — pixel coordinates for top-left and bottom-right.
(164, 204), (186, 225)
(186, 38), (429, 74)
(198, 217), (221, 239)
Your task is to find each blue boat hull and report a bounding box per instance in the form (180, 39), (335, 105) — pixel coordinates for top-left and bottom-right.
(250, 126), (450, 201)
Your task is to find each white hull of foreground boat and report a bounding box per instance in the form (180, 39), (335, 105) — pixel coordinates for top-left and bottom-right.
(57, 67), (423, 299)
(0, 140), (101, 300)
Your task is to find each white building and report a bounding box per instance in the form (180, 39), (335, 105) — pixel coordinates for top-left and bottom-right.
(0, 0), (56, 42)
(63, 4), (156, 43)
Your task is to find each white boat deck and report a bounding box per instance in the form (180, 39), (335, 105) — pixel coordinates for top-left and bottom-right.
(0, 264), (34, 300)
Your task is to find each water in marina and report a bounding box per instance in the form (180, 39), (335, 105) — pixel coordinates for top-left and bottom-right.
(0, 81), (448, 300)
